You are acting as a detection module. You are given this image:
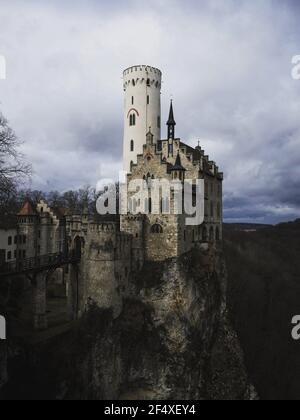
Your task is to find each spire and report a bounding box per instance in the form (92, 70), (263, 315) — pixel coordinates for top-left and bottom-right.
(171, 151), (186, 172)
(167, 100), (176, 140)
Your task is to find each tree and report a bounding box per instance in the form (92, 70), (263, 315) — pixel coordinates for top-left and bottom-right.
(0, 113), (31, 213)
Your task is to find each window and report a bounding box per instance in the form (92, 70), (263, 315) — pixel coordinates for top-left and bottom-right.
(7, 251), (12, 261)
(147, 95), (150, 105)
(132, 96), (134, 105)
(23, 250), (26, 259)
(23, 235), (26, 244)
(209, 227), (214, 241)
(216, 227), (220, 241)
(147, 78), (150, 87)
(130, 140), (134, 152)
(8, 236), (12, 246)
(210, 202), (214, 218)
(157, 116), (161, 128)
(14, 250), (17, 259)
(151, 224), (163, 234)
(130, 114), (136, 126)
(14, 236), (17, 245)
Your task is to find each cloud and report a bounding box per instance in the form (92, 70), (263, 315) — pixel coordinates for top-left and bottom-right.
(0, 0), (300, 223)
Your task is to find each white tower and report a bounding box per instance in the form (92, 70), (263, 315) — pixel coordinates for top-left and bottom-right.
(123, 65), (162, 172)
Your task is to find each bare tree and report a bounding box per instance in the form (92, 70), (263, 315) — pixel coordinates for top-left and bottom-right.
(0, 113), (31, 210)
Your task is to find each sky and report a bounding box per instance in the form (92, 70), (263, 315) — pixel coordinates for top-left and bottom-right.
(0, 0), (300, 224)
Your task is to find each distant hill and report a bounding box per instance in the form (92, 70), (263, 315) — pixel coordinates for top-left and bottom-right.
(224, 219), (300, 400)
(224, 223), (272, 232)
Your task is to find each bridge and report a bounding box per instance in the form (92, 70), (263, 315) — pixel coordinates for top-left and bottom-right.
(0, 251), (80, 279)
(0, 251), (81, 331)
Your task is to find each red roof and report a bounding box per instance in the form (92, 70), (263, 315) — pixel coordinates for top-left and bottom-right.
(18, 201), (37, 216)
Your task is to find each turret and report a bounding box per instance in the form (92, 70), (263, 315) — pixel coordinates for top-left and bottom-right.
(170, 152), (186, 181)
(123, 65), (162, 173)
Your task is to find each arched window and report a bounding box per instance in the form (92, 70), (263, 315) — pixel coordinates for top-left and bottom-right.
(132, 96), (134, 105)
(209, 226), (214, 241)
(132, 79), (136, 86)
(129, 114), (136, 126)
(130, 140), (134, 152)
(147, 78), (151, 87)
(151, 224), (163, 234)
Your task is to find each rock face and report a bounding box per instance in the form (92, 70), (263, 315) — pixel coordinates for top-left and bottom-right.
(1, 245), (255, 400)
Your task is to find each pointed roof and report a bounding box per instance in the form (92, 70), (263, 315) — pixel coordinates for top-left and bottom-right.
(167, 100), (176, 126)
(18, 200), (37, 216)
(171, 152), (186, 171)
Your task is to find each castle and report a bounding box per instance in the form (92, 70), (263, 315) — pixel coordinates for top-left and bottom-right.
(9, 65), (223, 327)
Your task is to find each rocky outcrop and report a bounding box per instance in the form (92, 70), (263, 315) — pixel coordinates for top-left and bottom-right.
(2, 245), (255, 400)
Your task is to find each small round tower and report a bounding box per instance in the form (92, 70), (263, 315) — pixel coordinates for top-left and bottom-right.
(123, 65), (162, 172)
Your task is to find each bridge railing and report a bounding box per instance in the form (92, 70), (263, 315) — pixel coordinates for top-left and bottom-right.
(0, 251), (80, 277)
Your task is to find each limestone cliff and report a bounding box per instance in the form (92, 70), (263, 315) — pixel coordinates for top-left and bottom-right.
(1, 245), (255, 400)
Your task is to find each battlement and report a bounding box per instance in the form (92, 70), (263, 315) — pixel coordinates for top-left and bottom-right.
(123, 65), (162, 77)
(88, 222), (116, 233)
(123, 65), (162, 91)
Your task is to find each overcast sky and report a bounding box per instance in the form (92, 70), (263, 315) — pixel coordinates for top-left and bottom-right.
(0, 0), (300, 224)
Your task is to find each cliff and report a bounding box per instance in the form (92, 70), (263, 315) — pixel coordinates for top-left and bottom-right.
(1, 245), (255, 400)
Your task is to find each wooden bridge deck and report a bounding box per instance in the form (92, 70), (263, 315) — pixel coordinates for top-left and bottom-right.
(0, 252), (80, 278)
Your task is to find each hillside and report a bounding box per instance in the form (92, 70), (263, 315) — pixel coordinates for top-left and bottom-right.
(224, 219), (300, 400)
